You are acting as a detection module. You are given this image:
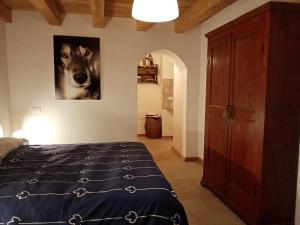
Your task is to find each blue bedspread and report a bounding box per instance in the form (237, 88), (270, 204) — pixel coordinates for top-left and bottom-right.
(0, 142), (189, 225)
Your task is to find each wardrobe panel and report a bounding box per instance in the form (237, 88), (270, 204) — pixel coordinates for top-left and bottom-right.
(205, 112), (227, 192)
(226, 19), (265, 208)
(210, 39), (231, 107)
(203, 35), (231, 193)
(227, 119), (257, 196)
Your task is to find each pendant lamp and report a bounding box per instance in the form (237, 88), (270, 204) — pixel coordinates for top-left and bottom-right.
(132, 0), (179, 22)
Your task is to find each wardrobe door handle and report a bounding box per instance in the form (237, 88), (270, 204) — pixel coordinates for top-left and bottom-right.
(223, 106), (233, 119)
(223, 107), (229, 119)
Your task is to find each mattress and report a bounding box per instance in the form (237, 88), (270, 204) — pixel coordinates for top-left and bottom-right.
(0, 142), (189, 225)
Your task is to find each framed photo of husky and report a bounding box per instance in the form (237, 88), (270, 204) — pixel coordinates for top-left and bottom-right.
(54, 35), (101, 100)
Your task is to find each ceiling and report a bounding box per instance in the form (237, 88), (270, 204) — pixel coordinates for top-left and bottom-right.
(2, 0), (198, 18)
(0, 0), (239, 32)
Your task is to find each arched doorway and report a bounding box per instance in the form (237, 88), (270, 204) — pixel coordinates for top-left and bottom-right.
(136, 49), (188, 157)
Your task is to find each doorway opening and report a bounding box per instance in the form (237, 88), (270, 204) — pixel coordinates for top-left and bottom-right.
(136, 49), (188, 156)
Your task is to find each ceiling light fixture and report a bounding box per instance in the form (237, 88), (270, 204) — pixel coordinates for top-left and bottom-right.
(132, 0), (179, 23)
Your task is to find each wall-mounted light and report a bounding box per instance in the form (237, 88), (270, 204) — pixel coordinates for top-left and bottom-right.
(132, 0), (179, 23)
(12, 115), (54, 144)
(0, 125), (3, 138)
(12, 129), (26, 139)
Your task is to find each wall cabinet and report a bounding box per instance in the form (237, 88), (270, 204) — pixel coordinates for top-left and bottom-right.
(202, 2), (300, 225)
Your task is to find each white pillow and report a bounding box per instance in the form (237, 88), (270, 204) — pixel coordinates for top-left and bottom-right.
(0, 137), (29, 159)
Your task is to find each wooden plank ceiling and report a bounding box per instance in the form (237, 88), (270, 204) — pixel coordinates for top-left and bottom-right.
(0, 0), (238, 32)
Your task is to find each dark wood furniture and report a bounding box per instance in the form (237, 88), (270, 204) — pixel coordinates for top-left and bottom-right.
(137, 65), (158, 83)
(202, 2), (300, 225)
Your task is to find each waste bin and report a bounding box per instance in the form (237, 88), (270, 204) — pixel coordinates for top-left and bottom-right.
(145, 115), (162, 139)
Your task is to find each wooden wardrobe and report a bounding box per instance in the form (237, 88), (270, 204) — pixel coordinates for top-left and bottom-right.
(202, 2), (300, 225)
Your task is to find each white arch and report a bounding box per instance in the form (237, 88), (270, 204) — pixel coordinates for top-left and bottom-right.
(151, 49), (188, 72)
(137, 49), (188, 157)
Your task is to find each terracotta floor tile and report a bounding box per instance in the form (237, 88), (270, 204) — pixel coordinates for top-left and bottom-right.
(139, 137), (246, 225)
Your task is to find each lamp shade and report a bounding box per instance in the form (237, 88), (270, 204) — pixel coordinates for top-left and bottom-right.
(132, 0), (179, 23)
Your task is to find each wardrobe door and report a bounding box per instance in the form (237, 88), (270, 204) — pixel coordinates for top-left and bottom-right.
(203, 34), (231, 194)
(226, 18), (266, 219)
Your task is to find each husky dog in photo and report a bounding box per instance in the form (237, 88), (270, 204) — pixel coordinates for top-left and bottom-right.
(54, 36), (101, 100)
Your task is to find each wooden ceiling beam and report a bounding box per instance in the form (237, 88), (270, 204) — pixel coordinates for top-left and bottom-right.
(136, 21), (154, 32)
(90, 0), (106, 28)
(175, 0), (238, 33)
(29, 0), (63, 26)
(0, 0), (12, 23)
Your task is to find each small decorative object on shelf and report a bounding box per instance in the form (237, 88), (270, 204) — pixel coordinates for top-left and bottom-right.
(137, 54), (158, 84)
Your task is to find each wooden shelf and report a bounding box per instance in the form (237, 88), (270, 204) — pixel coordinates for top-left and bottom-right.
(137, 65), (158, 84)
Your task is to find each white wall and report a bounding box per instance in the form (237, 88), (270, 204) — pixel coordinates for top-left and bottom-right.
(161, 110), (173, 136)
(196, 0), (300, 223)
(137, 53), (174, 137)
(173, 65), (187, 156)
(161, 55), (174, 137)
(162, 56), (174, 79)
(137, 82), (162, 134)
(137, 53), (162, 135)
(0, 21), (11, 137)
(5, 11), (201, 150)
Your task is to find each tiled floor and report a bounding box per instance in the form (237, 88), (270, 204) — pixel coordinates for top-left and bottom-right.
(138, 137), (246, 225)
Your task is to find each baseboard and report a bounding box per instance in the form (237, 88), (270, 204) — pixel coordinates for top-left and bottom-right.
(137, 134), (173, 139)
(161, 136), (173, 139)
(185, 157), (198, 162)
(172, 146), (184, 160)
(172, 146), (203, 163)
(185, 157), (203, 163)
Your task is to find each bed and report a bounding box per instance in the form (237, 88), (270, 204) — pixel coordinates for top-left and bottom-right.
(0, 140), (189, 225)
